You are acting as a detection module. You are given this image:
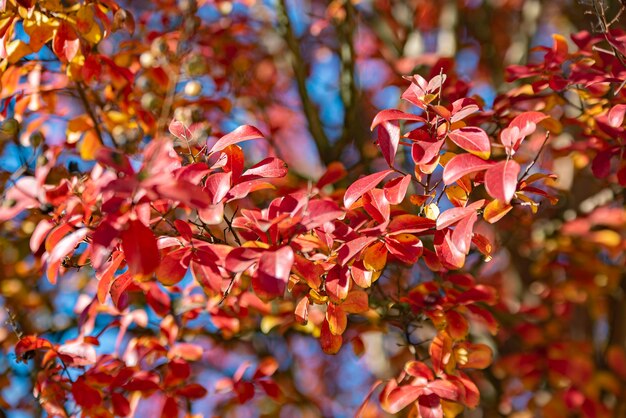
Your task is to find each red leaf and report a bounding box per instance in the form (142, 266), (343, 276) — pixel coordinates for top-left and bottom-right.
(294, 297), (309, 324)
(225, 247), (262, 273)
(191, 261), (223, 295)
(362, 189), (390, 223)
(325, 266), (350, 302)
(156, 247), (190, 286)
(176, 383), (208, 399)
(448, 127), (490, 159)
(388, 214), (435, 234)
(442, 154), (493, 185)
(161, 396), (178, 418)
(72, 378), (102, 408)
(343, 170), (393, 208)
(15, 336), (52, 360)
(435, 231), (466, 270)
(174, 220), (193, 241)
(484, 160), (521, 203)
(110, 271), (134, 308)
(209, 125), (264, 154)
(243, 157), (288, 178)
(53, 21), (79, 61)
(592, 150), (613, 179)
(371, 109), (426, 130)
(383, 175), (411, 205)
(608, 104), (626, 127)
(320, 320), (342, 354)
(405, 361), (434, 380)
(96, 250), (124, 303)
(253, 246), (294, 300)
(417, 393), (443, 418)
(384, 385), (423, 414)
(112, 393), (131, 417)
(337, 236), (378, 265)
(122, 220), (160, 278)
(445, 310), (469, 340)
(316, 162), (347, 189)
(47, 227), (89, 283)
(341, 290), (369, 313)
(378, 122), (401, 166)
(350, 261), (375, 288)
(428, 380), (460, 402)
(411, 139), (444, 166)
(326, 303), (347, 335)
(430, 332), (453, 375)
(385, 234), (423, 264)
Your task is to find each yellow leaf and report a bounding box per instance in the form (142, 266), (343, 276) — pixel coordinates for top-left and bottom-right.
(79, 129), (101, 160)
(424, 203), (440, 220)
(442, 401), (464, 418)
(66, 115), (92, 144)
(590, 230), (622, 248)
(6, 40), (32, 64)
(362, 241), (387, 271)
(23, 13), (58, 52)
(445, 185), (468, 207)
(483, 199), (513, 224)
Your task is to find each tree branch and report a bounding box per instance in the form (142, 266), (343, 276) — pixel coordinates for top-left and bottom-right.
(277, 0), (332, 163)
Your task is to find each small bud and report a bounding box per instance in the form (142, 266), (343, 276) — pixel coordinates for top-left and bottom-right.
(140, 52), (156, 68)
(184, 80), (202, 96)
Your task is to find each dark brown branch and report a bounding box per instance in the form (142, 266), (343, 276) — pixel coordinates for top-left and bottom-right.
(277, 0), (332, 163)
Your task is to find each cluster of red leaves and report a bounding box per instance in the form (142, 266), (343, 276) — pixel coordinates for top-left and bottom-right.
(482, 28), (626, 417)
(1, 66), (560, 415)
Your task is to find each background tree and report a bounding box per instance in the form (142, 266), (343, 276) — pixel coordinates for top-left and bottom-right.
(0, 0), (625, 417)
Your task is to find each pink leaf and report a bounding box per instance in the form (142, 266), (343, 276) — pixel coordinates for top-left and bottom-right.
(343, 170), (393, 208)
(337, 236), (378, 266)
(435, 230), (466, 270)
(362, 189), (390, 223)
(169, 119), (192, 141)
(428, 380), (460, 402)
(378, 122), (401, 167)
(484, 160), (521, 203)
(501, 111), (548, 155)
(450, 99), (479, 123)
(48, 228), (89, 266)
(371, 109), (425, 130)
(225, 247), (263, 273)
(205, 172), (232, 204)
(436, 200), (484, 230)
(385, 385), (423, 414)
(243, 157), (288, 178)
(209, 125), (264, 154)
(609, 104), (626, 128)
(442, 154), (493, 185)
(253, 246), (294, 300)
(447, 127), (491, 159)
(451, 210), (478, 254)
(58, 341), (97, 367)
(302, 200), (345, 230)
